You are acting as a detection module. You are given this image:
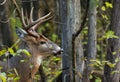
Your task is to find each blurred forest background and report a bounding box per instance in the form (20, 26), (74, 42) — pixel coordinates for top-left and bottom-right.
(0, 0), (120, 82)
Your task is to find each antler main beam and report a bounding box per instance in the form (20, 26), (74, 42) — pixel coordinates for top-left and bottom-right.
(12, 0), (54, 38)
(0, 0), (7, 5)
(28, 7), (53, 30)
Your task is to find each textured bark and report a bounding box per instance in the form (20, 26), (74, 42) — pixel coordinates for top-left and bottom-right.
(60, 0), (83, 82)
(72, 1), (84, 82)
(59, 0), (72, 81)
(83, 0), (97, 82)
(0, 0), (13, 47)
(104, 0), (120, 82)
(74, 36), (84, 82)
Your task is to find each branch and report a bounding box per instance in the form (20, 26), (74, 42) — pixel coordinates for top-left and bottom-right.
(73, 0), (89, 39)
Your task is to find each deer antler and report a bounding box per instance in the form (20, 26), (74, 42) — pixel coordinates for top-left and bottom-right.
(27, 7), (53, 30)
(12, 0), (54, 38)
(0, 0), (7, 5)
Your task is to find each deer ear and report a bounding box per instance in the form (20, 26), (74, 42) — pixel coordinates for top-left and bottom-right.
(16, 27), (28, 38)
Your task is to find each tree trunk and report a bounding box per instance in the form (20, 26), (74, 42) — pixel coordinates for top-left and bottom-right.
(72, 1), (84, 82)
(74, 36), (84, 82)
(104, 0), (120, 82)
(83, 0), (97, 82)
(60, 0), (83, 82)
(59, 0), (73, 81)
(0, 0), (13, 47)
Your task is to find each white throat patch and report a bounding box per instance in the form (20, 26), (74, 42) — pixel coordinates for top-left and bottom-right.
(37, 56), (43, 65)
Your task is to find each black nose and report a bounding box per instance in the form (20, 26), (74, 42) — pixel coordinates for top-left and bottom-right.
(58, 48), (63, 54)
(53, 48), (63, 56)
(60, 48), (64, 52)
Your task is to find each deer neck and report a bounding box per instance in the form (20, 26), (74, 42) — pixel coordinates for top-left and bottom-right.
(7, 41), (43, 80)
(19, 41), (43, 66)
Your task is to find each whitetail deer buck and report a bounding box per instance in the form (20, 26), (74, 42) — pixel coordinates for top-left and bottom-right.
(0, 0), (63, 82)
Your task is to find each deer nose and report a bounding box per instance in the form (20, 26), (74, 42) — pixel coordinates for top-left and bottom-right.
(57, 48), (63, 54)
(53, 48), (63, 56)
(60, 48), (64, 52)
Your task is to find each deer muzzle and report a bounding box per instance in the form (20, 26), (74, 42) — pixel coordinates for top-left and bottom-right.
(53, 47), (63, 56)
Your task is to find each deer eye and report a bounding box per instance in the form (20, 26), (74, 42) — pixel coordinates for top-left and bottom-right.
(40, 41), (46, 45)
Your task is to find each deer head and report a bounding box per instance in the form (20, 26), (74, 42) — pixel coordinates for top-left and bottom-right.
(13, 0), (63, 58)
(16, 27), (63, 57)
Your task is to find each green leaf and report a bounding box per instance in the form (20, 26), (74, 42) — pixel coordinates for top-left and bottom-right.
(20, 60), (26, 63)
(7, 74), (15, 78)
(45, 23), (50, 27)
(111, 70), (119, 75)
(0, 49), (7, 56)
(8, 48), (15, 56)
(52, 34), (58, 42)
(112, 51), (117, 55)
(101, 6), (106, 11)
(102, 30), (119, 39)
(101, 14), (108, 20)
(82, 26), (88, 35)
(22, 49), (31, 57)
(95, 60), (101, 65)
(95, 77), (101, 82)
(90, 75), (93, 79)
(0, 72), (7, 82)
(107, 62), (115, 68)
(97, 45), (100, 51)
(29, 64), (33, 69)
(0, 66), (3, 70)
(10, 17), (22, 28)
(38, 26), (45, 33)
(115, 58), (119, 63)
(16, 49), (31, 57)
(105, 2), (113, 8)
(52, 57), (61, 61)
(13, 76), (20, 82)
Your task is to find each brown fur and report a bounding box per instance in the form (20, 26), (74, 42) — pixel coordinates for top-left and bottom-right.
(0, 32), (62, 82)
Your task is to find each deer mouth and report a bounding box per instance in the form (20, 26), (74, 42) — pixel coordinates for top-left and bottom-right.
(53, 49), (63, 56)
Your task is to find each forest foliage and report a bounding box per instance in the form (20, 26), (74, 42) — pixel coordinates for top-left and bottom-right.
(0, 0), (120, 82)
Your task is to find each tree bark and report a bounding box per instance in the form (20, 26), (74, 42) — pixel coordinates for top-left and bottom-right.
(72, 1), (84, 82)
(104, 0), (120, 82)
(60, 0), (83, 82)
(0, 0), (13, 47)
(83, 0), (97, 82)
(59, 0), (72, 81)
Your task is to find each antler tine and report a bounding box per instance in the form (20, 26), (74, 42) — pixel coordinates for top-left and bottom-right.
(13, 0), (54, 37)
(30, 7), (34, 23)
(21, 8), (27, 28)
(13, 0), (21, 16)
(0, 0), (7, 5)
(33, 11), (54, 30)
(13, 0), (27, 28)
(27, 10), (54, 38)
(33, 11), (52, 25)
(29, 10), (54, 31)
